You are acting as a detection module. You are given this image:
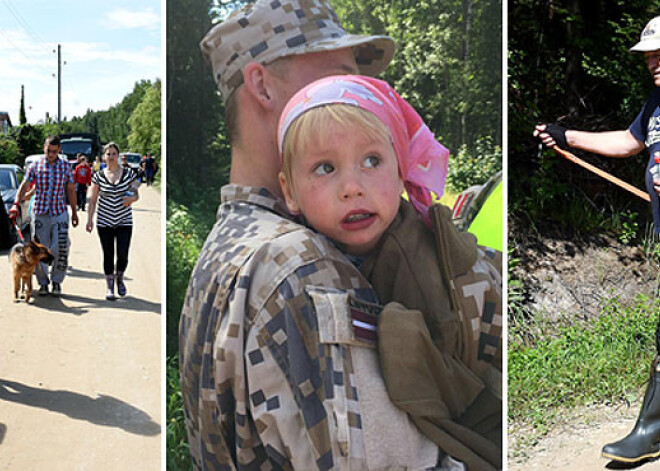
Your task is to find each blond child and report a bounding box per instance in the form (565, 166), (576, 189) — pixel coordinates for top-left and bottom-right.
(278, 75), (502, 471)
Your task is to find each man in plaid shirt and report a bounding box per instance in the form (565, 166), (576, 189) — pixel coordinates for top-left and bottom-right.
(10, 135), (79, 296)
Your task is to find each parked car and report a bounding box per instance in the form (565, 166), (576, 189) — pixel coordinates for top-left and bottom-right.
(120, 152), (144, 181)
(0, 164), (31, 247)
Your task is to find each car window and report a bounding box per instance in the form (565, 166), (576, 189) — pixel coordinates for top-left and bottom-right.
(0, 169), (15, 189)
(15, 168), (24, 185)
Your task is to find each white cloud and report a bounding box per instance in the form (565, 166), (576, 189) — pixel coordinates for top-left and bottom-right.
(103, 8), (160, 30)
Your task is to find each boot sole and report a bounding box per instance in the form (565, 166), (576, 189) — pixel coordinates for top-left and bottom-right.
(602, 449), (660, 463)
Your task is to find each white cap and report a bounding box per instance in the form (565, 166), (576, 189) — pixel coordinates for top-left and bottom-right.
(630, 16), (660, 52)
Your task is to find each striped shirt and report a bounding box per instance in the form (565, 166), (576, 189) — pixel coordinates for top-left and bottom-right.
(92, 167), (137, 227)
(26, 157), (74, 215)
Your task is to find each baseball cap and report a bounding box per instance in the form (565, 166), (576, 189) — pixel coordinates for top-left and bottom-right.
(630, 16), (660, 52)
(200, 0), (396, 102)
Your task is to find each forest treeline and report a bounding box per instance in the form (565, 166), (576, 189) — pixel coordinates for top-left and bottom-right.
(0, 79), (161, 167)
(510, 0), (657, 232)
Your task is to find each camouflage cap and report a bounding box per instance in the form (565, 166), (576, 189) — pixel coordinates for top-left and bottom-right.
(200, 0), (396, 102)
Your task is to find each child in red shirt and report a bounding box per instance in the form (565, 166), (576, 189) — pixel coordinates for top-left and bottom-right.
(74, 154), (92, 211)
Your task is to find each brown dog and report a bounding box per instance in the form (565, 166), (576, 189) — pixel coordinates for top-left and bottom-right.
(10, 236), (54, 303)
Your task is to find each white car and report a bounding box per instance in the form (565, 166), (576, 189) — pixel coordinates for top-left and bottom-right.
(24, 153), (67, 170)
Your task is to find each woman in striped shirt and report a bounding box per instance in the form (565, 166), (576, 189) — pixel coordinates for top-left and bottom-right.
(86, 142), (139, 300)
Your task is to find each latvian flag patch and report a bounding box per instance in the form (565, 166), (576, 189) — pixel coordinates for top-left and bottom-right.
(348, 297), (381, 343)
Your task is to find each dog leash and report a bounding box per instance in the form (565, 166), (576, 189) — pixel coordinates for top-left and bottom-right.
(11, 219), (26, 243)
(552, 145), (651, 202)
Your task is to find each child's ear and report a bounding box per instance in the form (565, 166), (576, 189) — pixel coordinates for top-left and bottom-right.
(279, 171), (301, 215)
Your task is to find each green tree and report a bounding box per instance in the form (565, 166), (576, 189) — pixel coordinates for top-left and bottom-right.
(128, 80), (162, 157)
(0, 135), (20, 164)
(167, 0), (224, 207)
(509, 0), (655, 228)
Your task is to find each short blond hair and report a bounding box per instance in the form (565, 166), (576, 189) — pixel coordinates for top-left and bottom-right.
(281, 104), (393, 185)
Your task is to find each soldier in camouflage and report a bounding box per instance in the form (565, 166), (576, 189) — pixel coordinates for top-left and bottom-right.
(179, 0), (451, 469)
(180, 0), (507, 469)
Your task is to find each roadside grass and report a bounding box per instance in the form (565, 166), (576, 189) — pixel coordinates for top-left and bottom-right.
(508, 295), (660, 452)
(167, 355), (191, 471)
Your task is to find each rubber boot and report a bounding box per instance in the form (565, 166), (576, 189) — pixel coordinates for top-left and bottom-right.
(602, 356), (660, 463)
(105, 275), (115, 301)
(116, 271), (127, 297)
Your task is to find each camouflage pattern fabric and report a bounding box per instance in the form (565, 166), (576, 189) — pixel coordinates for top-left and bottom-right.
(200, 0), (395, 102)
(452, 246), (503, 393)
(179, 184), (440, 470)
(431, 204), (503, 399)
(361, 201), (502, 470)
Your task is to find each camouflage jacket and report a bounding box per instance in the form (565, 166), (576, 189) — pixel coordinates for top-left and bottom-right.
(179, 185), (439, 471)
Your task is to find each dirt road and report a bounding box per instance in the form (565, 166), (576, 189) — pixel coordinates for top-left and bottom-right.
(508, 404), (660, 470)
(0, 186), (161, 470)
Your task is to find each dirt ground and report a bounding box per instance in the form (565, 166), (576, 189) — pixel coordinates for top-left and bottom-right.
(509, 223), (660, 470)
(508, 403), (657, 470)
(0, 186), (161, 470)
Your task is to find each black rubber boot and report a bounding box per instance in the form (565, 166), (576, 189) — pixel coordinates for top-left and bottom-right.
(602, 357), (660, 463)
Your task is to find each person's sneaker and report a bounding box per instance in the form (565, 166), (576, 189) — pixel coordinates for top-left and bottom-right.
(38, 285), (49, 296)
(51, 283), (62, 296)
(116, 272), (127, 297)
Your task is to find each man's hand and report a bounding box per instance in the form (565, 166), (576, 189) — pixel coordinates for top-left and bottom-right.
(8, 204), (20, 221)
(533, 123), (569, 149)
(71, 212), (79, 228)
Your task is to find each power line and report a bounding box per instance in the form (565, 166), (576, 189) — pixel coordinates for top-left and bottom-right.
(0, 27), (54, 77)
(1, 0), (53, 55)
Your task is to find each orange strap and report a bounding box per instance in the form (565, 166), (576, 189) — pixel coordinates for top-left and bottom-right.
(552, 145), (651, 203)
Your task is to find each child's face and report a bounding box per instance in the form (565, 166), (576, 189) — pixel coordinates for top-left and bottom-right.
(281, 122), (403, 255)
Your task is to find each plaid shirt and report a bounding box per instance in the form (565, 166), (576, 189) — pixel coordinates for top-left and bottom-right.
(26, 157), (74, 215)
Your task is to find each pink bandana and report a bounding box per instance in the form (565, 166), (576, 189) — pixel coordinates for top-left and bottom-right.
(278, 75), (449, 224)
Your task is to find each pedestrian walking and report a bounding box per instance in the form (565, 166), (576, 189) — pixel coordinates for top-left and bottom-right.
(74, 154), (92, 211)
(85, 142), (139, 300)
(9, 135), (79, 296)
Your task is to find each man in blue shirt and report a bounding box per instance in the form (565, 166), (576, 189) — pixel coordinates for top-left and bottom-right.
(534, 17), (660, 464)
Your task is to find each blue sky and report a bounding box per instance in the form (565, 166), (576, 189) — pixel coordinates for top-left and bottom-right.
(0, 0), (161, 125)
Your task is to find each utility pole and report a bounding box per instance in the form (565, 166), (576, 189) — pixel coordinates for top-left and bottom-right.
(57, 44), (62, 123)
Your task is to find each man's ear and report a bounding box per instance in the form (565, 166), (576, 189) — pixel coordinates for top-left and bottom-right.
(242, 62), (277, 111)
(279, 171), (301, 215)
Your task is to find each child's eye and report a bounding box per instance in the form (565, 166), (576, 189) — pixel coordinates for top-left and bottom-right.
(363, 155), (380, 168)
(313, 162), (335, 176)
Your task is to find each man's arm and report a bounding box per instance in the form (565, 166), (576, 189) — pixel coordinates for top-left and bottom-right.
(534, 124), (645, 158)
(67, 182), (79, 227)
(8, 179), (31, 219)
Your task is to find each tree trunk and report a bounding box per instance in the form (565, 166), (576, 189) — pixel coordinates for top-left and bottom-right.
(462, 0), (473, 147)
(565, 0), (583, 115)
